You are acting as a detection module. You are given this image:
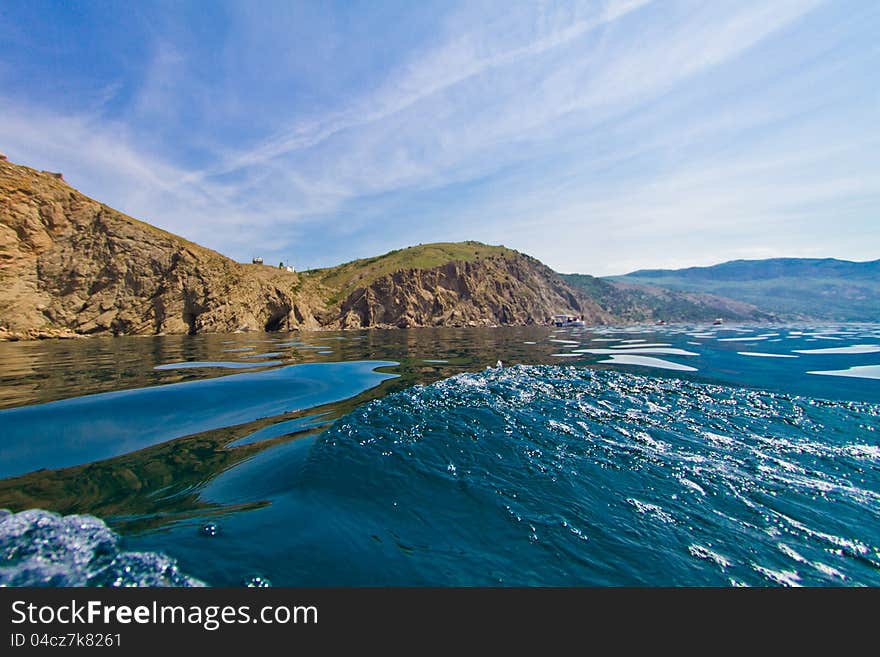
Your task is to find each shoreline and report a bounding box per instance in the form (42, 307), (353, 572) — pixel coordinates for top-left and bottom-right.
(0, 318), (811, 344)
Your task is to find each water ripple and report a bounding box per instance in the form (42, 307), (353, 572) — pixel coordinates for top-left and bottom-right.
(297, 365), (880, 585)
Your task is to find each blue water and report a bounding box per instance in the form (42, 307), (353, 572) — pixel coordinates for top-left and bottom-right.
(0, 324), (878, 586)
(0, 361), (397, 478)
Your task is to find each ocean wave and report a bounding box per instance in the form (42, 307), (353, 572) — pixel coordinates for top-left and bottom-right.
(296, 365), (880, 586)
(0, 509), (203, 587)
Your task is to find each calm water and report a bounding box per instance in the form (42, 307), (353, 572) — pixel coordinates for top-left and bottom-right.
(0, 324), (878, 586)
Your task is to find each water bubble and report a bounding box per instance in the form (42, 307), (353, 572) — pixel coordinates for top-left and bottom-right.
(245, 575), (272, 588)
(200, 522), (219, 537)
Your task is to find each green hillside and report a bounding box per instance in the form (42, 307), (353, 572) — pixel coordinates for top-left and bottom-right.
(307, 241), (517, 304)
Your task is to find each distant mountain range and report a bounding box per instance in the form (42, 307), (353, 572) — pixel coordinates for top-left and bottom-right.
(560, 274), (773, 323)
(609, 258), (880, 321)
(1, 155), (875, 340)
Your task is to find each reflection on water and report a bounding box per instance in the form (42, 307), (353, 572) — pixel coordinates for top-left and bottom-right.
(3, 324), (878, 411)
(0, 360), (397, 478)
(0, 327), (555, 409)
(0, 327), (561, 532)
(0, 409), (314, 534)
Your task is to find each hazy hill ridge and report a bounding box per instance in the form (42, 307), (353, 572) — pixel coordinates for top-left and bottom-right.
(612, 258), (880, 321)
(560, 273), (774, 323)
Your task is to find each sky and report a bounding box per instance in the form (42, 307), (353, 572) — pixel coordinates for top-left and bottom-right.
(0, 0), (877, 275)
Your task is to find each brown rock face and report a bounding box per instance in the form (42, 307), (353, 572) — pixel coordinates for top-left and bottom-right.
(337, 255), (609, 328)
(0, 159), (320, 337)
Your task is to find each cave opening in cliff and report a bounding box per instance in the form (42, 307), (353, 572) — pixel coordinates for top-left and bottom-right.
(264, 307), (291, 332)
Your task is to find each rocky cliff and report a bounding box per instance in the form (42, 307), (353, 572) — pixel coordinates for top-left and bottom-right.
(0, 158), (604, 339)
(0, 159), (324, 339)
(336, 253), (609, 328)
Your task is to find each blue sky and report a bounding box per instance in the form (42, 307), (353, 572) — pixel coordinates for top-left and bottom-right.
(0, 0), (877, 274)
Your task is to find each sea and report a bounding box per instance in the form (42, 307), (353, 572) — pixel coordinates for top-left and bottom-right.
(0, 323), (878, 586)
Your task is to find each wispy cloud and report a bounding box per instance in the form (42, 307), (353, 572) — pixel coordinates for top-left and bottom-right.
(203, 1), (827, 206)
(0, 99), (307, 253)
(196, 0), (831, 242)
(205, 0), (655, 176)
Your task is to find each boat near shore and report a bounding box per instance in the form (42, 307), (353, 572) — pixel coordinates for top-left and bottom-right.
(551, 314), (585, 327)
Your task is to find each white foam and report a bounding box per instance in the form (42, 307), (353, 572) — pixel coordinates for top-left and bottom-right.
(807, 365), (880, 380)
(738, 352), (798, 359)
(778, 543), (807, 564)
(576, 348), (698, 356)
(794, 344), (880, 355)
(0, 509), (204, 587)
(610, 343), (672, 349)
(752, 563), (802, 587)
(846, 444), (880, 459)
(718, 336), (767, 342)
(679, 477), (706, 495)
(703, 431), (734, 446)
(550, 339), (580, 344)
(626, 498), (675, 523)
(598, 355), (697, 371)
(689, 545), (732, 569)
(811, 561), (846, 580)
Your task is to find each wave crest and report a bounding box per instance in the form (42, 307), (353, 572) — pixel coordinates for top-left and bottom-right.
(0, 509), (203, 587)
